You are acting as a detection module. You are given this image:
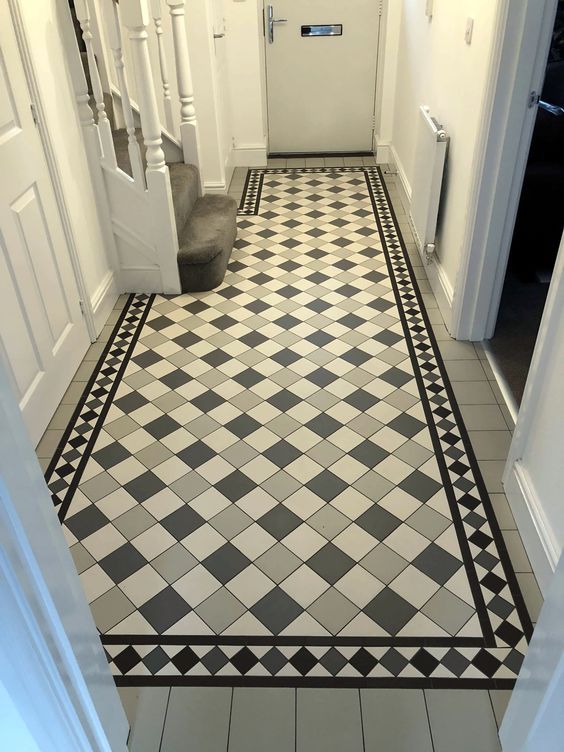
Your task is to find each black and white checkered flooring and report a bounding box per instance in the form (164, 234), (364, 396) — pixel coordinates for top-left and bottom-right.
(46, 168), (531, 687)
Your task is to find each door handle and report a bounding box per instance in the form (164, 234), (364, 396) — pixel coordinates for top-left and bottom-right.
(267, 5), (287, 44)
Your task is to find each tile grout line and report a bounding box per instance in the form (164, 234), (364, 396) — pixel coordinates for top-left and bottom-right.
(358, 688), (366, 752)
(422, 690), (437, 752)
(226, 686), (235, 752)
(157, 687), (172, 752)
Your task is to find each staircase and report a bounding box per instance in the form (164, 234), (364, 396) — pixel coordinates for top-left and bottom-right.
(72, 0), (237, 294)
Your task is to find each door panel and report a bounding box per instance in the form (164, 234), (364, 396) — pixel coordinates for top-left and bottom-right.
(265, 0), (380, 154)
(0, 3), (89, 445)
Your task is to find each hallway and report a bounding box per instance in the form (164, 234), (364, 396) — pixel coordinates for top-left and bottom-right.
(39, 161), (536, 684)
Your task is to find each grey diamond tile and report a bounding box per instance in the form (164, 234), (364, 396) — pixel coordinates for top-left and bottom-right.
(255, 543), (302, 584)
(264, 440), (301, 468)
(221, 441), (259, 469)
(364, 588), (418, 634)
(306, 471), (348, 502)
(99, 542), (147, 584)
(90, 586), (135, 632)
(250, 586), (302, 634)
(70, 542), (96, 574)
(258, 505), (302, 540)
(412, 543), (462, 585)
(399, 471), (442, 502)
(152, 543), (198, 584)
(262, 471), (301, 502)
(356, 505), (402, 541)
(66, 505), (109, 539)
(209, 505), (254, 539)
(407, 506), (451, 541)
(350, 440), (388, 468)
(136, 441), (174, 470)
(360, 544), (410, 584)
(113, 506), (156, 540)
(139, 586), (192, 633)
(307, 588), (359, 634)
(307, 543), (355, 585)
(203, 543), (251, 584)
(124, 471), (166, 502)
(81, 472), (120, 503)
(92, 442), (131, 470)
(421, 588), (474, 635)
(215, 471), (257, 502)
(196, 588), (247, 633)
(161, 506), (206, 541)
(307, 506), (351, 540)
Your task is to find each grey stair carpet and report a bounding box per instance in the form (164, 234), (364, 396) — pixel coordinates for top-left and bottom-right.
(112, 126), (237, 293)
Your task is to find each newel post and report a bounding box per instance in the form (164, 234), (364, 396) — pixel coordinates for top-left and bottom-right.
(74, 0), (117, 168)
(120, 0), (182, 294)
(166, 0), (202, 172)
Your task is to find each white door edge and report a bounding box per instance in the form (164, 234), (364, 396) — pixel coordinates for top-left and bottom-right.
(451, 0), (559, 342)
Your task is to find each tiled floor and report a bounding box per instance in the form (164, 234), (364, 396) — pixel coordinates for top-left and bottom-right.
(37, 158), (544, 747)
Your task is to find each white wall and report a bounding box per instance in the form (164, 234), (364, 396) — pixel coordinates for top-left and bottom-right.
(390, 0), (502, 296)
(224, 0), (267, 164)
(20, 0), (117, 333)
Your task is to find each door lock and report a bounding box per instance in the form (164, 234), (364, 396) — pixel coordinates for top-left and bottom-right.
(267, 5), (287, 44)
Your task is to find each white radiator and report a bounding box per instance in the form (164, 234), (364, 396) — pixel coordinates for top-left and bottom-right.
(410, 106), (449, 263)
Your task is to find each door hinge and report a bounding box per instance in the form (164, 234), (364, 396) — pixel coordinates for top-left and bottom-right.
(378, 0), (383, 16)
(528, 91), (540, 109)
(79, 300), (86, 317)
(30, 103), (39, 125)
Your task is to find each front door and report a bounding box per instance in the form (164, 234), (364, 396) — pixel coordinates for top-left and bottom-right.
(264, 0), (380, 154)
(0, 1), (90, 446)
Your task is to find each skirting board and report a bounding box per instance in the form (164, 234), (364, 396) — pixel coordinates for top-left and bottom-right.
(389, 145), (454, 333)
(504, 460), (560, 595)
(90, 271), (118, 337)
(232, 145), (267, 167)
(376, 143), (392, 164)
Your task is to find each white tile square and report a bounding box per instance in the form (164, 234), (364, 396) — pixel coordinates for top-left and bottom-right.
(82, 524), (128, 560)
(197, 456), (235, 484)
(281, 524), (326, 560)
(152, 456), (190, 484)
(279, 564), (329, 607)
(385, 524), (430, 561)
(375, 455), (414, 483)
(120, 564), (168, 607)
(378, 488), (422, 521)
(240, 456), (279, 484)
(236, 488), (278, 520)
(131, 525), (177, 561)
(329, 426), (364, 452)
(285, 427), (322, 452)
(95, 488), (138, 520)
(329, 456), (369, 484)
(182, 525), (226, 560)
(285, 456), (324, 483)
(107, 457), (147, 484)
(334, 566), (385, 608)
(173, 564), (222, 606)
(330, 488), (373, 521)
(231, 524), (277, 559)
(188, 488), (231, 520)
(141, 488), (184, 520)
(389, 565), (440, 609)
(333, 524), (377, 559)
(282, 488), (326, 520)
(226, 565), (275, 607)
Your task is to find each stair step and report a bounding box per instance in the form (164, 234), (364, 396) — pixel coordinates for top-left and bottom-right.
(169, 163), (200, 240)
(177, 195), (238, 292)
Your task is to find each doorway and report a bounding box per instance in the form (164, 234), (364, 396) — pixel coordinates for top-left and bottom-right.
(263, 0), (380, 154)
(486, 5), (564, 410)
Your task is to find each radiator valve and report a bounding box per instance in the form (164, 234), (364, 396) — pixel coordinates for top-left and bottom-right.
(424, 243), (436, 264)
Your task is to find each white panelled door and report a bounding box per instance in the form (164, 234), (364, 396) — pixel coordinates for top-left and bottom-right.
(0, 3), (89, 446)
(264, 0), (380, 154)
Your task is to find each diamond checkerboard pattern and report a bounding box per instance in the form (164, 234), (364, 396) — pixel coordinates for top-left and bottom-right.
(48, 168), (530, 685)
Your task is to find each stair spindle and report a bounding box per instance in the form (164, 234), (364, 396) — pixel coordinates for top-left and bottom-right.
(120, 0), (166, 172)
(151, 0), (175, 133)
(166, 0), (202, 171)
(108, 2), (146, 188)
(74, 0), (117, 169)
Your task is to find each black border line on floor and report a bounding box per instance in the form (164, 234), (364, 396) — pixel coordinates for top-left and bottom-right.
(372, 168), (533, 644)
(364, 169), (494, 646)
(114, 675), (517, 690)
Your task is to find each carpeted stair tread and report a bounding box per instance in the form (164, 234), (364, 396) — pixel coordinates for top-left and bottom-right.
(168, 163), (200, 240)
(177, 194), (238, 292)
(112, 127), (146, 176)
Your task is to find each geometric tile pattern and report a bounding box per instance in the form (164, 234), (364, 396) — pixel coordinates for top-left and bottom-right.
(46, 168), (532, 687)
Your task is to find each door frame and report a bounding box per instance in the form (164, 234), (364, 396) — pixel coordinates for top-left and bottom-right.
(7, 0), (97, 341)
(261, 0), (383, 155)
(451, 0), (560, 342)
